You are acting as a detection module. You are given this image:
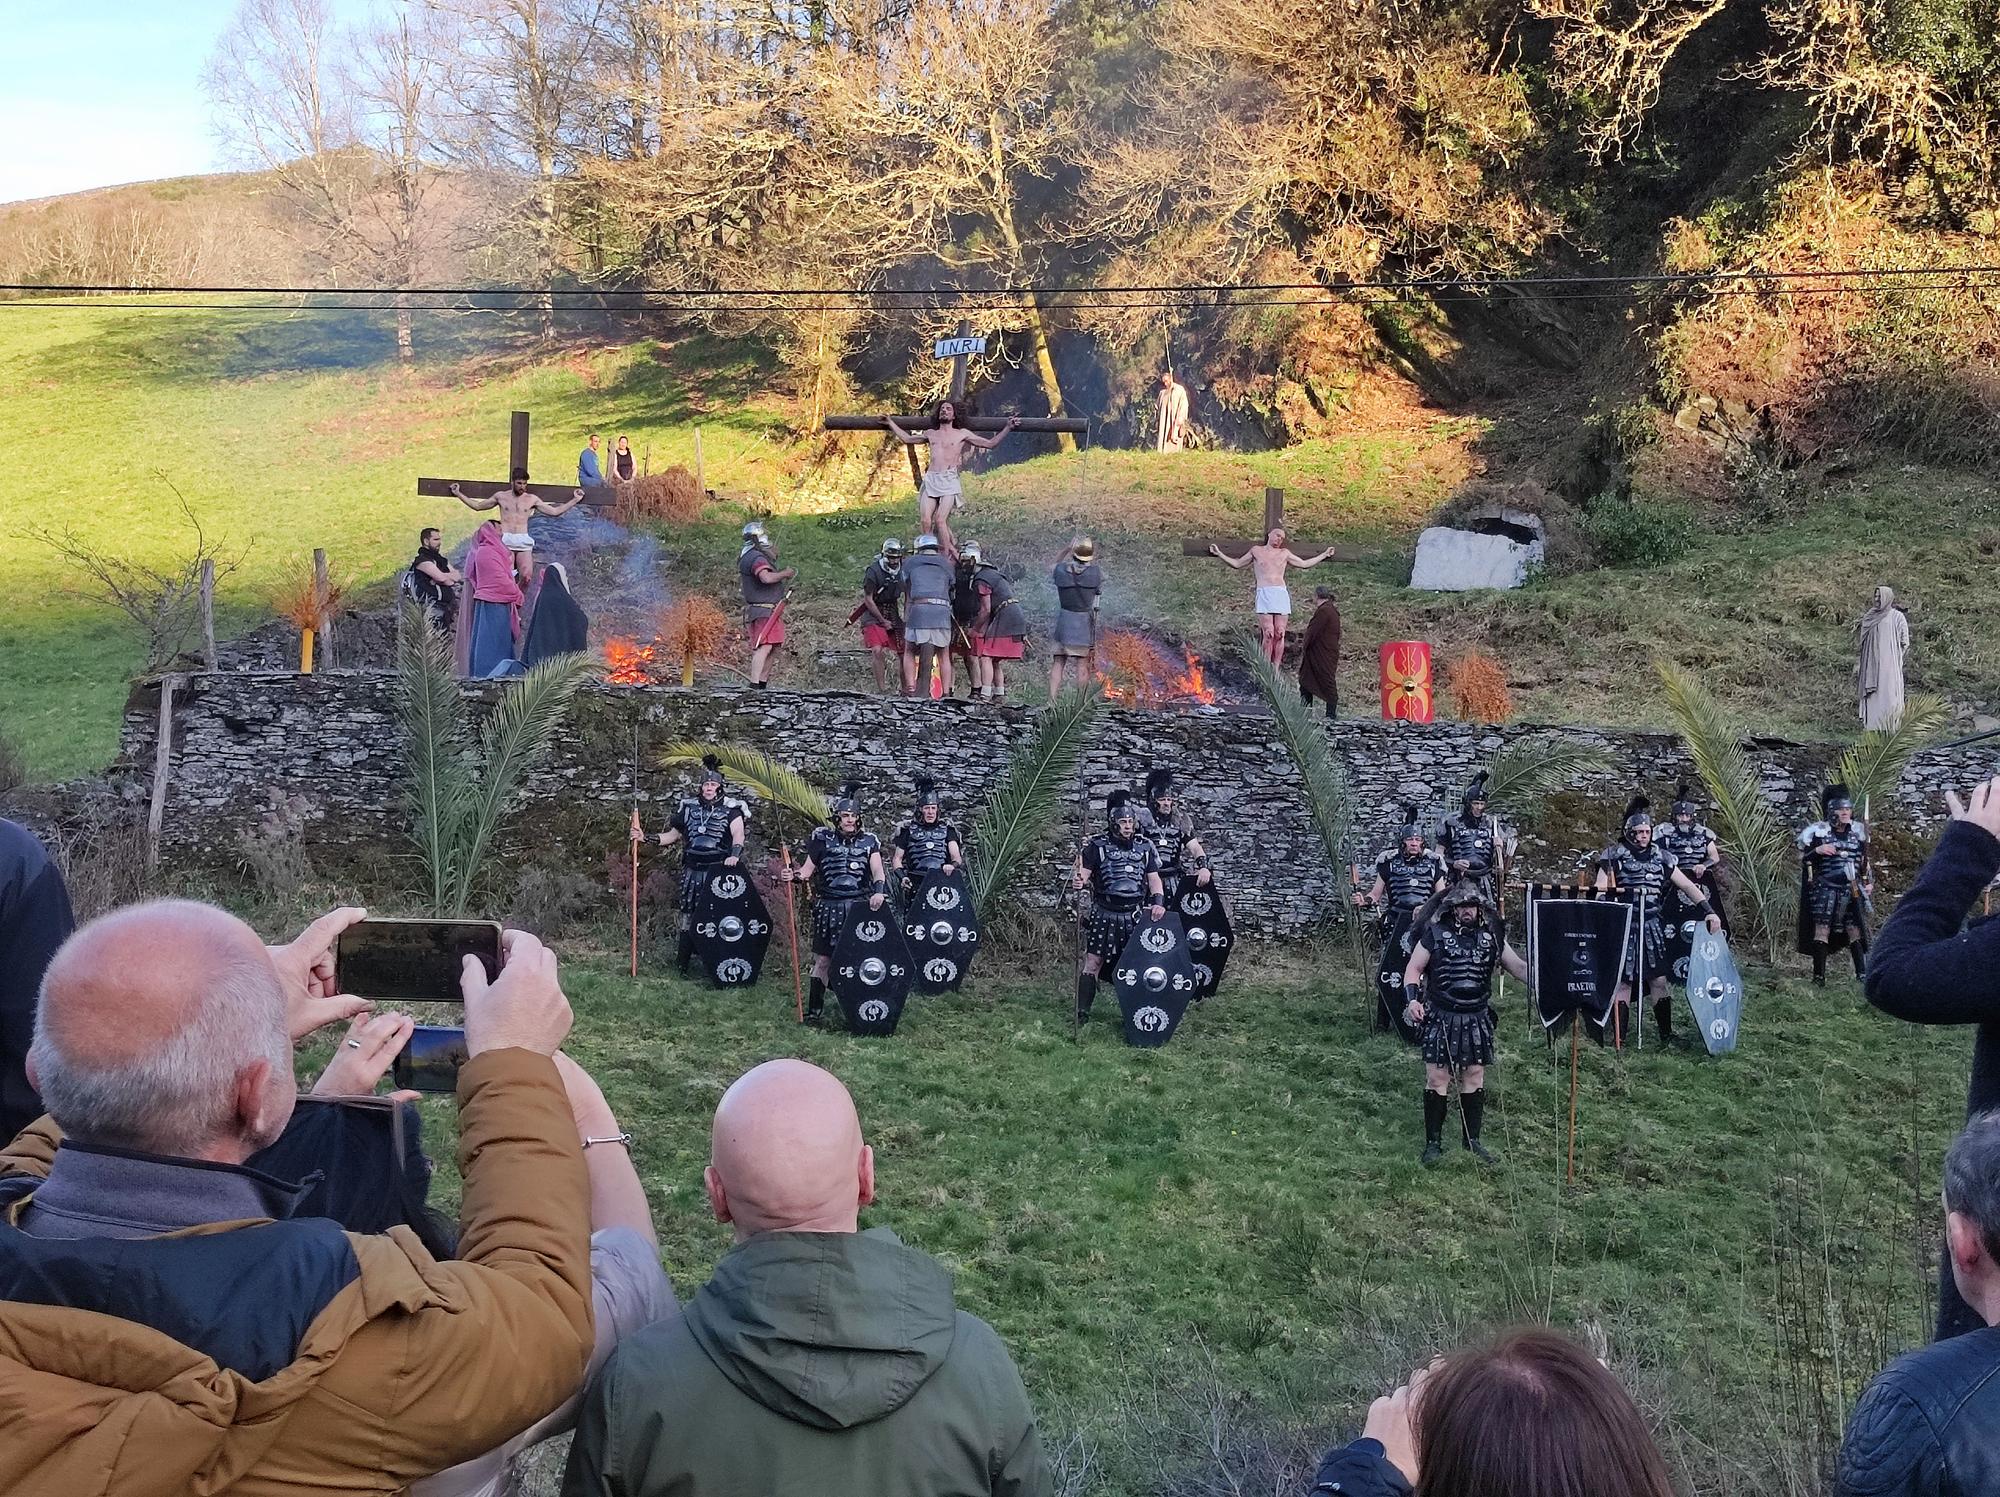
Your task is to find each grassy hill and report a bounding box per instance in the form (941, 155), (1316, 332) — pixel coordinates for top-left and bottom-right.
(3, 306), (1995, 780)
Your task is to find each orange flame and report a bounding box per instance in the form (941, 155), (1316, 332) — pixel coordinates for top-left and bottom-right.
(1096, 631), (1217, 707)
(603, 636), (660, 685)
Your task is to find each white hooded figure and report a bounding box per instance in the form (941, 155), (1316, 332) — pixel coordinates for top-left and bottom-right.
(1856, 585), (1910, 730)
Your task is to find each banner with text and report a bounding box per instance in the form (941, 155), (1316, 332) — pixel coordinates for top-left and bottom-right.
(1528, 887), (1633, 1030)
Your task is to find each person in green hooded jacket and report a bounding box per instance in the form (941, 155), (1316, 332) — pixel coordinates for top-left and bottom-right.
(562, 1059), (1054, 1497)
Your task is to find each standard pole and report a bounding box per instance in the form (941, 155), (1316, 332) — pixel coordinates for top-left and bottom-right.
(781, 843), (805, 1023)
(1566, 1019), (1581, 1185)
(629, 811), (641, 979)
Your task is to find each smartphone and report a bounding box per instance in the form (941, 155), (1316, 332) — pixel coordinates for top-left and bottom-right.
(392, 1024), (474, 1094)
(335, 917), (502, 1003)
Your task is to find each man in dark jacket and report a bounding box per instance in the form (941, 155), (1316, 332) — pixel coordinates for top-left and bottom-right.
(0, 818), (74, 1143)
(1866, 773), (2000, 1338)
(563, 1058), (1053, 1497)
(1836, 1110), (2000, 1496)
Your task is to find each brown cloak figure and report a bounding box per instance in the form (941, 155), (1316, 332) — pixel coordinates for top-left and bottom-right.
(1299, 587), (1341, 717)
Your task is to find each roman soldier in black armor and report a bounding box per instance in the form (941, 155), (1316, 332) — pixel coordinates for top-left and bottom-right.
(1136, 767), (1209, 902)
(1354, 805), (1448, 1035)
(1437, 771), (1506, 908)
(1797, 782), (1872, 985)
(1595, 795), (1721, 1046)
(1071, 789), (1167, 1027)
(1401, 879), (1528, 1165)
(891, 776), (965, 904)
(785, 781), (890, 1026)
(1657, 782), (1726, 931)
(636, 754), (746, 975)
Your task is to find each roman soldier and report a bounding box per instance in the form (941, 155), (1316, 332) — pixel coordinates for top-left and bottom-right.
(1798, 782), (1872, 985)
(1437, 771), (1506, 907)
(635, 754), (746, 976)
(1136, 767), (1210, 903)
(857, 538), (909, 695)
(1049, 536), (1102, 697)
(785, 781), (889, 1026)
(964, 541), (1029, 702)
(1071, 789), (1167, 1027)
(1401, 879), (1528, 1165)
(738, 520), (795, 688)
(900, 533), (957, 697)
(891, 776), (965, 904)
(1595, 795), (1721, 1046)
(1657, 781), (1727, 936)
(1354, 804), (1448, 1035)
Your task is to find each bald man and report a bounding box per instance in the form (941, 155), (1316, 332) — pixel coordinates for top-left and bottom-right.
(0, 898), (601, 1496)
(564, 1060), (1054, 1497)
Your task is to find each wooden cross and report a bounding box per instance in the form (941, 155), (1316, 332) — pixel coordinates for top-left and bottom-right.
(1179, 486), (1367, 561)
(415, 410), (616, 509)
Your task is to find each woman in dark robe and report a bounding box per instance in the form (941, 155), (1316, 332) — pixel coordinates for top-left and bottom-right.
(1298, 585), (1340, 718)
(523, 562), (590, 665)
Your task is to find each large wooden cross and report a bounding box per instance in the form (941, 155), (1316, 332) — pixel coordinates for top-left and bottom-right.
(1179, 486), (1367, 561)
(415, 410), (615, 509)
(822, 322), (1088, 480)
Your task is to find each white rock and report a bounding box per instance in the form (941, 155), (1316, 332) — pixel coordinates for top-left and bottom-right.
(1410, 527), (1544, 592)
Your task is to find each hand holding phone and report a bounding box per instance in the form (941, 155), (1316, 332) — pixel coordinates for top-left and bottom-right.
(462, 930), (573, 1059)
(335, 918), (502, 1003)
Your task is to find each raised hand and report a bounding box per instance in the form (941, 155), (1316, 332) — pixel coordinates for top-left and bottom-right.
(311, 1010), (415, 1096)
(270, 906), (371, 1041)
(1946, 776), (2000, 841)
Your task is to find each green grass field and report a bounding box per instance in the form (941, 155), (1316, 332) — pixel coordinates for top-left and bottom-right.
(291, 927), (1968, 1497)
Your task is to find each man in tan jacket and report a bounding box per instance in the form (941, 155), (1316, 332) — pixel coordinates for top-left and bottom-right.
(0, 899), (597, 1497)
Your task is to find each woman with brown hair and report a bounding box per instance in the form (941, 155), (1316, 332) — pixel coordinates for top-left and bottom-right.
(1309, 1328), (1675, 1497)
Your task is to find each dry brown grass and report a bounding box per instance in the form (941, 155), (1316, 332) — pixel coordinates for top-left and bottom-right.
(1444, 647), (1515, 723)
(657, 596), (732, 686)
(623, 466), (706, 525)
(270, 567), (345, 632)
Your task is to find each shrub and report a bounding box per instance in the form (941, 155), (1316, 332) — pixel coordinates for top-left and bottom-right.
(1444, 649), (1515, 723)
(623, 466), (705, 524)
(1582, 493), (1699, 568)
(0, 732), (25, 798)
(657, 597), (732, 686)
(235, 787), (315, 904)
(508, 866), (605, 939)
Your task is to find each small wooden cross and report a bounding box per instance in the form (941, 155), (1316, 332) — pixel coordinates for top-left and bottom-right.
(415, 410), (615, 508)
(1180, 487), (1365, 560)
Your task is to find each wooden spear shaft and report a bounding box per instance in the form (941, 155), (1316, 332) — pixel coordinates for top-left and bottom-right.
(781, 844), (805, 1023)
(1567, 1019), (1581, 1185)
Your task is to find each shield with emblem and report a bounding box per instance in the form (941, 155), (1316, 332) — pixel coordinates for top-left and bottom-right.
(689, 867), (773, 988)
(1372, 910), (1424, 1044)
(1110, 910), (1199, 1048)
(1661, 888), (1699, 985)
(831, 903), (915, 1036)
(1174, 879), (1234, 998)
(1684, 927), (1744, 1055)
(903, 867), (980, 993)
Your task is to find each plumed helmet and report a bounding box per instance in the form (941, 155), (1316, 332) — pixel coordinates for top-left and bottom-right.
(1672, 781), (1697, 818)
(830, 781), (863, 819)
(1824, 781), (1854, 815)
(1462, 770), (1489, 813)
(1444, 876), (1489, 913)
(914, 775), (941, 812)
(1398, 802), (1424, 845)
(1107, 788), (1137, 828)
(699, 753), (725, 791)
(741, 519), (769, 544)
(915, 532), (941, 553)
(960, 540), (983, 565)
(1071, 535), (1096, 562)
(1623, 794), (1653, 835)
(1146, 766), (1175, 806)
(880, 537), (907, 563)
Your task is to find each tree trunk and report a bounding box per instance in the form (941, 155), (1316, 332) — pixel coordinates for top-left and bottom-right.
(988, 113), (1075, 451)
(396, 290), (414, 363)
(1019, 289), (1076, 453)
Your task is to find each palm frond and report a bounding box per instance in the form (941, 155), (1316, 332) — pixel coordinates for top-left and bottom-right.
(1657, 661), (1797, 961)
(1837, 695), (1951, 817)
(1237, 632), (1352, 871)
(966, 685), (1105, 918)
(659, 741), (831, 826)
(450, 653), (595, 915)
(395, 602), (473, 912)
(1486, 736), (1616, 810)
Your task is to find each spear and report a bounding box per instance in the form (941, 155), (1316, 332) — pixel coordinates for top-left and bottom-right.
(780, 842), (805, 1023)
(629, 722), (641, 979)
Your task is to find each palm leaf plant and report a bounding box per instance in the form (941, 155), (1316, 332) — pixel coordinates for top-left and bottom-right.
(1485, 736), (1616, 809)
(1237, 630), (1353, 900)
(1835, 695), (1951, 818)
(657, 741), (832, 831)
(964, 684), (1105, 919)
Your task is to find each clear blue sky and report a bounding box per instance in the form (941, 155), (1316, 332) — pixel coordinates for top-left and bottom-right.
(0, 0), (373, 204)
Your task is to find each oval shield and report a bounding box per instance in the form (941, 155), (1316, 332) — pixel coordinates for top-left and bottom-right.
(1175, 878), (1234, 999)
(903, 867), (981, 993)
(1111, 910), (1198, 1048)
(831, 900), (915, 1036)
(691, 866), (773, 988)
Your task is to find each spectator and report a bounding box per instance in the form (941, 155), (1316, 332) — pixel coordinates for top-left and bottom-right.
(580, 431), (605, 488)
(0, 900), (595, 1495)
(1865, 774), (2000, 1338)
(611, 434), (637, 484)
(408, 526), (462, 633)
(1836, 1111), (2000, 1497)
(1309, 1329), (1673, 1497)
(0, 818), (73, 1143)
(562, 1058), (1054, 1497)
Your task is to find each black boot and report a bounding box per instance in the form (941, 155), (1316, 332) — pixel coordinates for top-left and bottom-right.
(1076, 973), (1097, 1027)
(1462, 1089), (1496, 1164)
(1654, 998), (1691, 1049)
(675, 930), (694, 975)
(1811, 945), (1827, 987)
(1422, 1090), (1447, 1166)
(805, 977), (825, 1026)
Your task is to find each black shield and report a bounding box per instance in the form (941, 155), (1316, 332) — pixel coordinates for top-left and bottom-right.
(690, 867), (773, 988)
(1111, 910), (1199, 1047)
(1373, 910), (1423, 1044)
(1661, 889), (1699, 985)
(831, 904), (915, 1036)
(1174, 879), (1234, 998)
(903, 869), (980, 993)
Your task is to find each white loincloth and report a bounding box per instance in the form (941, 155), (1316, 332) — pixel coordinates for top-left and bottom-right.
(1255, 585), (1292, 616)
(501, 532), (534, 552)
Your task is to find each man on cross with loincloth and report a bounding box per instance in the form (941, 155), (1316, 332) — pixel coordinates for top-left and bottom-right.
(1071, 790), (1167, 1030)
(883, 401), (1019, 561)
(1207, 527), (1336, 666)
(448, 467), (584, 589)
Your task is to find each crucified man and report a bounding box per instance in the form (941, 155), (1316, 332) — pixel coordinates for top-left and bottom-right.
(1208, 527), (1335, 666)
(449, 467), (584, 588)
(883, 401), (1019, 561)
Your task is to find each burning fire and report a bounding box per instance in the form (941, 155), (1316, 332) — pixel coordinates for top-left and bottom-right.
(1096, 631), (1218, 707)
(603, 637), (660, 685)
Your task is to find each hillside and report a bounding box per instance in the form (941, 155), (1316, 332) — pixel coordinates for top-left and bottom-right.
(2, 304), (1993, 782)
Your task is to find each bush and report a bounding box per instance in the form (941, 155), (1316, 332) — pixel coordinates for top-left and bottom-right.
(1444, 649), (1515, 723)
(623, 466), (705, 524)
(235, 787), (315, 905)
(508, 866), (605, 939)
(1582, 494), (1699, 568)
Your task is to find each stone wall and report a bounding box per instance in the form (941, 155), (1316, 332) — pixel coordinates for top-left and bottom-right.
(115, 672), (2000, 935)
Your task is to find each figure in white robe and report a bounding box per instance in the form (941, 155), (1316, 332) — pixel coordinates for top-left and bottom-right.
(1856, 585), (1909, 730)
